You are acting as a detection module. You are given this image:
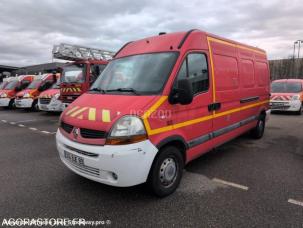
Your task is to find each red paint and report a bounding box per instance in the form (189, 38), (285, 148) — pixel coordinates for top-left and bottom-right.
(61, 30), (270, 164)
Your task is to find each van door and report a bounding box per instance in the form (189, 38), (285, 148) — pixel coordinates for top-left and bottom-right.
(172, 52), (213, 160)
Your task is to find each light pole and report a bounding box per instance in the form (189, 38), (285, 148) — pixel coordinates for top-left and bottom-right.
(293, 41), (298, 59)
(298, 40), (303, 58)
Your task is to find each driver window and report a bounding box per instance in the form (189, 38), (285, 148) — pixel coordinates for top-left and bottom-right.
(174, 53), (209, 95)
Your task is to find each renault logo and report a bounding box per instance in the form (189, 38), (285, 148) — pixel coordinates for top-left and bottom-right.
(72, 128), (80, 139)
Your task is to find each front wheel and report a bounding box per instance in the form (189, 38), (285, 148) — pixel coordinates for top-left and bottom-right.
(295, 105), (302, 115)
(31, 100), (39, 112)
(147, 146), (184, 197)
(250, 115), (265, 139)
(8, 99), (15, 109)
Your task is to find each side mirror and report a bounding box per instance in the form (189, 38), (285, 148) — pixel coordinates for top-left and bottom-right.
(169, 79), (193, 105)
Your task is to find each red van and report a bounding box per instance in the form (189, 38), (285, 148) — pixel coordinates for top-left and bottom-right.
(15, 74), (56, 111)
(56, 30), (270, 196)
(270, 79), (303, 114)
(0, 75), (34, 108)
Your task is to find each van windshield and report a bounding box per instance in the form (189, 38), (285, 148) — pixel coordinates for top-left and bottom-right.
(271, 81), (302, 93)
(61, 64), (86, 83)
(0, 82), (6, 89)
(4, 80), (18, 90)
(90, 52), (178, 95)
(27, 80), (42, 89)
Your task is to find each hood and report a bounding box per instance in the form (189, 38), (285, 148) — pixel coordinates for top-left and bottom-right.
(39, 89), (60, 98)
(61, 93), (159, 132)
(16, 89), (38, 98)
(271, 93), (299, 101)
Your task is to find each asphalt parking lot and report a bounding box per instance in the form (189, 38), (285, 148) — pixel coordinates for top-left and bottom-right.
(0, 108), (302, 227)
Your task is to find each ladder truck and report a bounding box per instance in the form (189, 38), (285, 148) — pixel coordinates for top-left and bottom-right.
(52, 43), (115, 109)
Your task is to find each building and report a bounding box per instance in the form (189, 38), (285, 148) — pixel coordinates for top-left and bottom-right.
(13, 62), (66, 75)
(0, 64), (19, 82)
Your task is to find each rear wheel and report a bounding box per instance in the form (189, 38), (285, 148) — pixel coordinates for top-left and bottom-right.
(250, 114), (265, 139)
(147, 146), (184, 197)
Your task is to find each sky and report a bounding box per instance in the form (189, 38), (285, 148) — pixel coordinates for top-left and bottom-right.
(0, 0), (302, 67)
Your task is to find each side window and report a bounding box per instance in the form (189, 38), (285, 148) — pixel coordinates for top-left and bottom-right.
(174, 53), (209, 95)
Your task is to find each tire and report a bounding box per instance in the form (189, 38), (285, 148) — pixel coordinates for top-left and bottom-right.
(8, 99), (15, 109)
(147, 146), (184, 197)
(295, 105), (302, 115)
(250, 115), (265, 139)
(31, 100), (39, 112)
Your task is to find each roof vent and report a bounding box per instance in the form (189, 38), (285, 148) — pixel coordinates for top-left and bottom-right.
(159, 32), (166, 35)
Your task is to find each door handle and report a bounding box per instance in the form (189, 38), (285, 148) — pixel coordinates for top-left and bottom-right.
(208, 102), (221, 112)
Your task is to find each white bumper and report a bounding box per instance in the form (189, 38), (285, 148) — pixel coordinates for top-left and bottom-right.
(270, 100), (302, 112)
(38, 99), (63, 112)
(0, 98), (11, 107)
(56, 130), (158, 187)
(15, 98), (34, 108)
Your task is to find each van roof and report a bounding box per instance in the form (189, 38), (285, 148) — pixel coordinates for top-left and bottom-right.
(115, 29), (266, 58)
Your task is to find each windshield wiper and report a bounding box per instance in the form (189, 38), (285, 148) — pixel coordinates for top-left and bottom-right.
(106, 88), (140, 95)
(89, 88), (106, 94)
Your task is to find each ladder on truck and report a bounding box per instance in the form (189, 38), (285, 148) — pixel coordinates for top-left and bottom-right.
(52, 43), (115, 61)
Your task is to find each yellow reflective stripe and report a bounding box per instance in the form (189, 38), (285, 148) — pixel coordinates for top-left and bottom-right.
(70, 107), (88, 117)
(77, 115), (83, 119)
(73, 88), (78, 92)
(65, 106), (80, 116)
(77, 88), (82, 92)
(145, 99), (269, 136)
(207, 37), (216, 104)
(142, 96), (168, 134)
(88, 108), (96, 121)
(102, 109), (111, 122)
(207, 36), (266, 55)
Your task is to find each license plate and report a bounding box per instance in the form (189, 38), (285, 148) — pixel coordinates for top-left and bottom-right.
(64, 151), (85, 167)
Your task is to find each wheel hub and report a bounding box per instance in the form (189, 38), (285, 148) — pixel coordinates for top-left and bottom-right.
(159, 158), (177, 187)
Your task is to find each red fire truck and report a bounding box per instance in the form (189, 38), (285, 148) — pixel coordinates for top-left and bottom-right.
(52, 43), (114, 109)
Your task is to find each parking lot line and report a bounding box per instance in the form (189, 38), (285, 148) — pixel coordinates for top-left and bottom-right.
(288, 199), (303, 207)
(212, 178), (249, 191)
(41, 131), (51, 134)
(15, 119), (38, 123)
(18, 124), (25, 127)
(29, 127), (38, 131)
(1, 120), (7, 123)
(10, 122), (16, 125)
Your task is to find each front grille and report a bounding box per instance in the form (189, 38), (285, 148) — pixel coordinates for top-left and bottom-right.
(39, 98), (51, 105)
(65, 159), (100, 177)
(64, 144), (98, 157)
(61, 121), (73, 134)
(80, 128), (107, 139)
(61, 95), (79, 103)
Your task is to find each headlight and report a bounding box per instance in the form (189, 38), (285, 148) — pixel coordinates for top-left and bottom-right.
(23, 93), (31, 98)
(0, 93), (7, 98)
(53, 93), (60, 100)
(106, 116), (147, 145)
(291, 95), (300, 100)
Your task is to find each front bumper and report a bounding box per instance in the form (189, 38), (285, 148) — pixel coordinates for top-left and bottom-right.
(56, 130), (158, 187)
(0, 98), (11, 107)
(270, 100), (302, 112)
(38, 99), (63, 112)
(15, 98), (34, 108)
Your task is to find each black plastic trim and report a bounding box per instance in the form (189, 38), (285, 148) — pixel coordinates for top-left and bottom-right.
(177, 29), (197, 49)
